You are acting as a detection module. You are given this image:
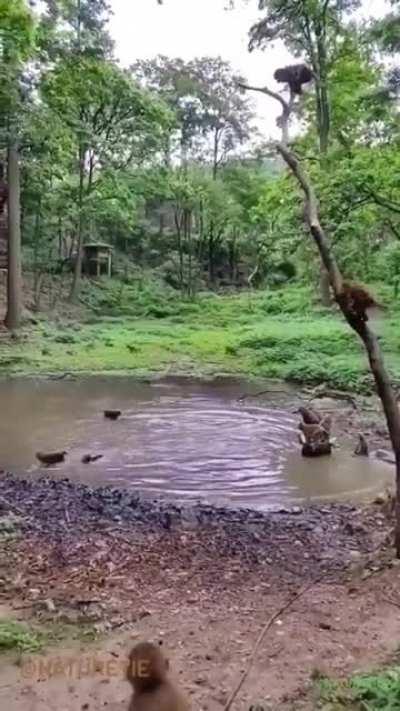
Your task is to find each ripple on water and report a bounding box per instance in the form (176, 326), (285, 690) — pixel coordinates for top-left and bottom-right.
(0, 377), (394, 509)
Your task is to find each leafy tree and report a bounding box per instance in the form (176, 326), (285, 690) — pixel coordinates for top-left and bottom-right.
(39, 0), (113, 60)
(189, 57), (255, 178)
(0, 0), (35, 329)
(370, 0), (400, 55)
(132, 56), (255, 176)
(249, 0), (361, 154)
(41, 57), (173, 300)
(131, 56), (205, 167)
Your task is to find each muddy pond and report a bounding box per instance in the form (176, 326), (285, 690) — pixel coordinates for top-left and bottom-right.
(0, 376), (394, 510)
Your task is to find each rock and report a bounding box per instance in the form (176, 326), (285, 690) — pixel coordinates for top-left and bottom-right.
(44, 598), (56, 613)
(344, 522), (355, 535)
(318, 621), (332, 631)
(194, 677), (207, 686)
(374, 449), (396, 465)
(28, 588), (41, 598)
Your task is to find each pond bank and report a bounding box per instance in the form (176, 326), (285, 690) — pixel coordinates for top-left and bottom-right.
(0, 471), (396, 613)
(1, 472), (400, 710)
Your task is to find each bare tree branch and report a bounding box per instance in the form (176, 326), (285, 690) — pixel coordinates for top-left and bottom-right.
(237, 81), (295, 144)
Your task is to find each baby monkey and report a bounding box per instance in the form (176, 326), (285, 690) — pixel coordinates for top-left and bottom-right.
(127, 641), (190, 711)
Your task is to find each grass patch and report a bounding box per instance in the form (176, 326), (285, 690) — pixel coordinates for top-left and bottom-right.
(0, 621), (44, 653)
(315, 667), (400, 709)
(6, 281), (400, 392)
(0, 617), (100, 657)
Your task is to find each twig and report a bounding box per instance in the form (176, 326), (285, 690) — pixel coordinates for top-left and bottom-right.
(381, 596), (400, 610)
(223, 576), (324, 711)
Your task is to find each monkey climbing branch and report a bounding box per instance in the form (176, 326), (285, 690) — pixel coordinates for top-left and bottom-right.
(240, 78), (400, 556)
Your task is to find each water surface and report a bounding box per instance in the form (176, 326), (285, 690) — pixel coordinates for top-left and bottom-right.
(0, 377), (393, 509)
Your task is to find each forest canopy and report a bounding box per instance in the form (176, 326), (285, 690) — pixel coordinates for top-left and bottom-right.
(0, 0), (399, 308)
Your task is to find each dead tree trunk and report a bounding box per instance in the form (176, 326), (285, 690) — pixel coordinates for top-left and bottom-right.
(240, 79), (400, 556)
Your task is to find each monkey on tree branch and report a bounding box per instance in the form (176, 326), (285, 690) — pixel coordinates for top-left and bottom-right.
(274, 64), (315, 95)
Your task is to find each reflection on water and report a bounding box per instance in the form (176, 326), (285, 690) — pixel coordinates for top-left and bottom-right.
(0, 377), (394, 509)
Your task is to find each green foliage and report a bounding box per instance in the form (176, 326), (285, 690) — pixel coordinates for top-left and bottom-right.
(316, 667), (400, 709)
(39, 0), (113, 60)
(42, 57), (173, 167)
(0, 621), (44, 653)
(132, 55), (255, 170)
(11, 282), (400, 392)
(0, 0), (35, 128)
(0, 0), (34, 61)
(350, 668), (400, 709)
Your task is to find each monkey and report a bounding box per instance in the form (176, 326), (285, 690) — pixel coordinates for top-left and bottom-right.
(81, 453), (103, 463)
(36, 451), (67, 466)
(127, 641), (190, 711)
(354, 433), (369, 457)
(297, 406), (321, 425)
(104, 409), (122, 420)
(299, 413), (333, 458)
(337, 282), (386, 323)
(299, 421), (330, 443)
(274, 64), (314, 95)
(319, 414), (332, 436)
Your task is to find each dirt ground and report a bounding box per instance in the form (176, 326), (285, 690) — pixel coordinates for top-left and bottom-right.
(2, 566), (400, 710)
(1, 473), (400, 711)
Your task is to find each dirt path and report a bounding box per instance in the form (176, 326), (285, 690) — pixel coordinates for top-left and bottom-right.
(0, 473), (400, 710)
(2, 569), (400, 711)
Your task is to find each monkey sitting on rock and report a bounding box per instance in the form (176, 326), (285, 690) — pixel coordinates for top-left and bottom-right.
(127, 641), (190, 711)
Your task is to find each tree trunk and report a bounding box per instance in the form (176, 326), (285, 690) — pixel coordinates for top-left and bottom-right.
(33, 201), (43, 311)
(315, 36), (331, 298)
(229, 239), (235, 283)
(319, 264), (331, 306)
(212, 129), (219, 181)
(315, 79), (330, 155)
(186, 208), (194, 298)
(208, 228), (216, 285)
(69, 148), (85, 302)
(174, 210), (184, 295)
(396, 453), (400, 555)
(315, 32), (330, 156)
(5, 139), (22, 330)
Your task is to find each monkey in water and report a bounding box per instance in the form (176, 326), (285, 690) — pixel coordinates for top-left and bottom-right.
(274, 64), (314, 95)
(338, 282), (386, 323)
(127, 641), (190, 711)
